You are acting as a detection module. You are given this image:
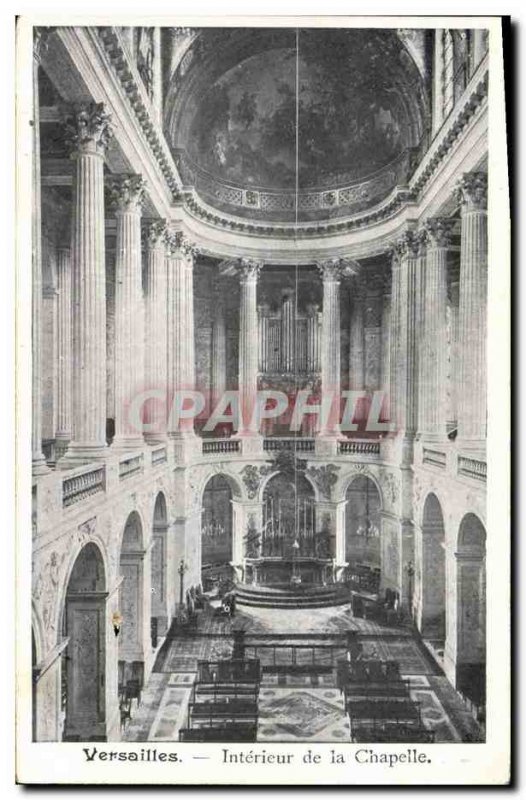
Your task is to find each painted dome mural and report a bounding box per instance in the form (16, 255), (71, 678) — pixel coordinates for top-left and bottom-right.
(165, 28), (429, 218)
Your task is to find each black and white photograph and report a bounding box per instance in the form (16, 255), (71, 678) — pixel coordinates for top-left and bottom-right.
(15, 14), (510, 785)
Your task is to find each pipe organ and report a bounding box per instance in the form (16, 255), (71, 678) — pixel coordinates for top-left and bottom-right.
(258, 295), (322, 375)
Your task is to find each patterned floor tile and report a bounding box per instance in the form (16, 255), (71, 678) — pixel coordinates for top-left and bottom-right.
(258, 687), (350, 742)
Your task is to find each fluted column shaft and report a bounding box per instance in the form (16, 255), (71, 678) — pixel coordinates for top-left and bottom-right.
(447, 275), (460, 427)
(319, 261), (343, 437)
(349, 278), (365, 390)
(212, 282), (227, 404)
(257, 304), (269, 373)
(167, 234), (197, 437)
(32, 32), (48, 474)
(415, 233), (427, 435)
(381, 283), (391, 401)
(55, 245), (72, 454)
(62, 103), (113, 464)
(420, 219), (454, 439)
(281, 291), (295, 373)
(110, 176), (146, 449)
(457, 173), (487, 446)
(144, 220), (168, 442)
(238, 260), (261, 436)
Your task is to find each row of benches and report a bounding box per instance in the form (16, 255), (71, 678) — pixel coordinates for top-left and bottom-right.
(179, 659), (261, 742)
(339, 658), (435, 744)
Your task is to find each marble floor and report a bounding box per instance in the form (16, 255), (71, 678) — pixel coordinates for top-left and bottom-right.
(121, 604), (483, 744)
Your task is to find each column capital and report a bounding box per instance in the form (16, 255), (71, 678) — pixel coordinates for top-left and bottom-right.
(456, 172), (487, 211)
(144, 219), (168, 248)
(166, 230), (199, 260)
(218, 257), (262, 281)
(423, 217), (456, 248)
(238, 258), (262, 282)
(64, 102), (114, 157)
(108, 174), (147, 213)
(394, 229), (419, 259)
(317, 258), (358, 282)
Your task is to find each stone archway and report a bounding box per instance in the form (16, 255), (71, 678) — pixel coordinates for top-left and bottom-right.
(345, 475), (382, 571)
(456, 513), (486, 711)
(62, 542), (107, 741)
(151, 492), (169, 643)
(419, 493), (446, 641)
(201, 475), (234, 590)
(119, 511), (150, 683)
(262, 471), (316, 558)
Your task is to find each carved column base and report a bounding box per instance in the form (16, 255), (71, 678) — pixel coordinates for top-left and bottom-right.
(237, 434), (264, 457)
(58, 442), (108, 468)
(111, 435), (146, 454)
(314, 436), (340, 458)
(170, 432), (201, 464)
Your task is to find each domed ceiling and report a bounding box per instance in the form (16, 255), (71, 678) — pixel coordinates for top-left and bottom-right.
(165, 29), (430, 221)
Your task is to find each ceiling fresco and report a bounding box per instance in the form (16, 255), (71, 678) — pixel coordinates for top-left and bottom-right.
(181, 30), (423, 192)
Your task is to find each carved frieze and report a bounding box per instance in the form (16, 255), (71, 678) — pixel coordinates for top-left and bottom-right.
(306, 464), (340, 499)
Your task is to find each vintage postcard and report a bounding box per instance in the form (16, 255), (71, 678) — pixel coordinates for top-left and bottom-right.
(15, 14), (510, 785)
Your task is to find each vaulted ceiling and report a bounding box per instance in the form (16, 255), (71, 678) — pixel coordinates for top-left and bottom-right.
(164, 28), (431, 202)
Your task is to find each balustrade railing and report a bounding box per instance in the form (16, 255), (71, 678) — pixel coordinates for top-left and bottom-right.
(263, 438), (315, 453)
(338, 440), (381, 456)
(422, 448), (447, 468)
(62, 467), (105, 508)
(458, 455), (487, 482)
(201, 439), (241, 455)
(119, 453), (144, 480)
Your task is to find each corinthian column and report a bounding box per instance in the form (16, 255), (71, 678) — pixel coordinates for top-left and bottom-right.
(61, 102), (113, 465)
(318, 260), (345, 438)
(144, 220), (168, 442)
(32, 30), (49, 474)
(167, 232), (198, 439)
(211, 278), (227, 407)
(393, 231), (419, 438)
(456, 172), (487, 449)
(420, 217), (455, 441)
(109, 175), (147, 451)
(55, 244), (72, 459)
(238, 260), (262, 437)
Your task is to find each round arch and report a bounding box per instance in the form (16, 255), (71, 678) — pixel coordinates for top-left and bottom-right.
(199, 469), (243, 505)
(344, 474), (382, 571)
(337, 470), (384, 508)
(201, 474), (236, 588)
(151, 492), (169, 640)
(419, 493), (446, 640)
(258, 468), (320, 504)
(456, 512), (486, 714)
(119, 510), (149, 675)
(62, 542), (107, 741)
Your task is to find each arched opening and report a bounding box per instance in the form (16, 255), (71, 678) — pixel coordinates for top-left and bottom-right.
(62, 543), (107, 741)
(119, 511), (146, 694)
(345, 476), (382, 575)
(456, 513), (486, 715)
(201, 475), (234, 590)
(420, 493), (446, 641)
(151, 493), (168, 646)
(262, 472), (317, 558)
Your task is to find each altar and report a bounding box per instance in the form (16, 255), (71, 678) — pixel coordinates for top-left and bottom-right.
(244, 555), (334, 587)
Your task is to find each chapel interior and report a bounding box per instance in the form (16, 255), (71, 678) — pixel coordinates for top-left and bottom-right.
(31, 25), (488, 744)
